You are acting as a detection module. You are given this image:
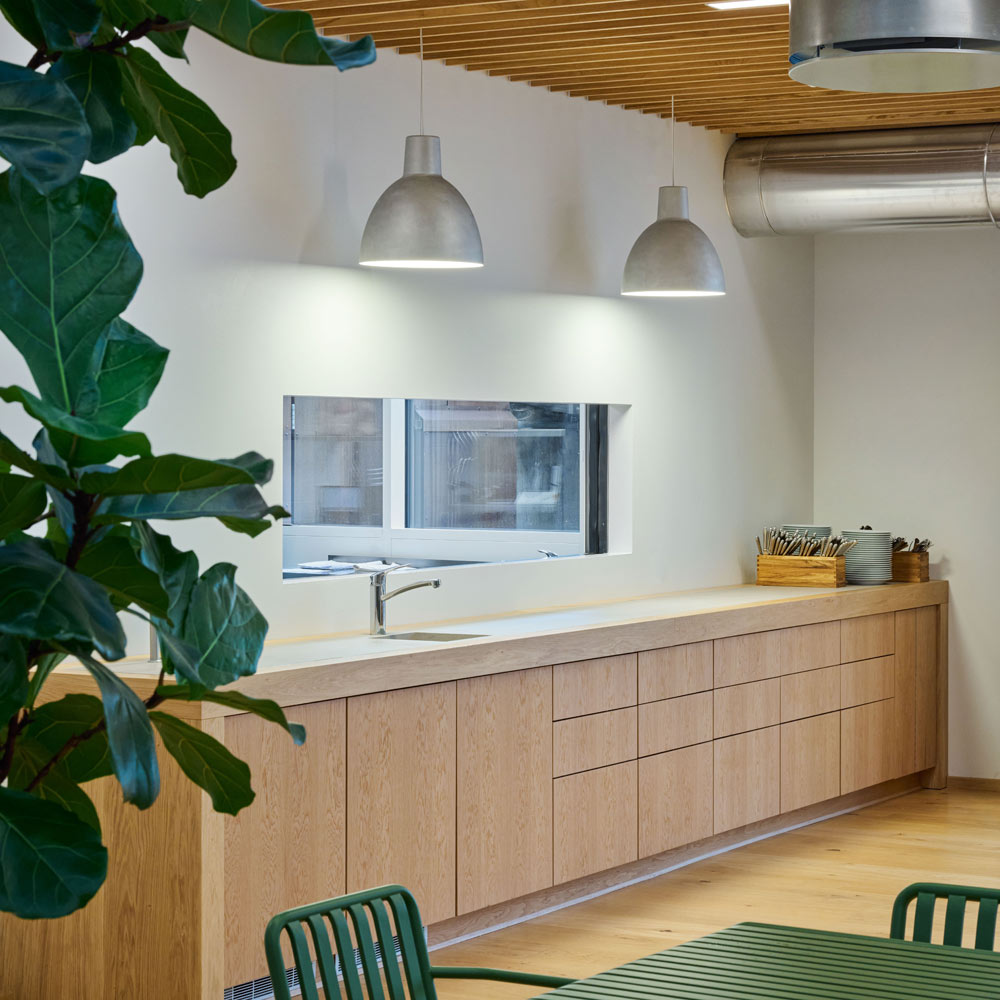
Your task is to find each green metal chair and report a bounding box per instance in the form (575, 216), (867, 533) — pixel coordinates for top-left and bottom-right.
(890, 882), (1000, 951)
(264, 884), (576, 1000)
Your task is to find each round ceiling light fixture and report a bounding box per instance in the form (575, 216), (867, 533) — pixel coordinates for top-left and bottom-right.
(789, 0), (1000, 93)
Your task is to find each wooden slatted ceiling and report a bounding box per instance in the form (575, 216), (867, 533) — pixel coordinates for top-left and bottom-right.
(272, 0), (1000, 135)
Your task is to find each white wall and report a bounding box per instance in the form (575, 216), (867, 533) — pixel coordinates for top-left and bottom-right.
(814, 230), (1000, 779)
(0, 30), (815, 649)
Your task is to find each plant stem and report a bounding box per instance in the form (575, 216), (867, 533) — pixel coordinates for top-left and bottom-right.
(0, 711), (23, 784)
(25, 719), (105, 792)
(25, 16), (190, 70)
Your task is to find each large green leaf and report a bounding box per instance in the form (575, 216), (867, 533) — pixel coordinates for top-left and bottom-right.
(49, 51), (135, 164)
(0, 786), (107, 918)
(131, 522), (197, 632)
(76, 652), (159, 809)
(0, 169), (142, 412)
(148, 25), (189, 60)
(24, 650), (65, 710)
(0, 472), (46, 537)
(0, 61), (90, 194)
(0, 429), (75, 490)
(79, 451), (272, 496)
(120, 48), (235, 197)
(8, 737), (101, 830)
(0, 385), (151, 466)
(219, 502), (287, 537)
(33, 0), (102, 51)
(0, 541), (126, 660)
(76, 535), (170, 618)
(24, 693), (111, 783)
(0, 0), (44, 47)
(149, 711), (253, 814)
(156, 684), (306, 744)
(191, 0), (375, 69)
(99, 482), (271, 522)
(0, 635), (28, 722)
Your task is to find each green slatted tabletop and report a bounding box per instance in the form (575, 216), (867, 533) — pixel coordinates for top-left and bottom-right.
(535, 923), (1000, 1000)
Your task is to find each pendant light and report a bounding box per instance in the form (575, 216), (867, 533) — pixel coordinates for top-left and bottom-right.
(359, 30), (483, 269)
(621, 99), (725, 297)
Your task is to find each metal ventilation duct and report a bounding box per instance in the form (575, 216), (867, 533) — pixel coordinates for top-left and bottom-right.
(789, 0), (1000, 93)
(724, 124), (1000, 237)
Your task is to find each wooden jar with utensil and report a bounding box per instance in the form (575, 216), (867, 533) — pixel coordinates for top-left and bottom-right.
(757, 554), (846, 588)
(892, 551), (930, 583)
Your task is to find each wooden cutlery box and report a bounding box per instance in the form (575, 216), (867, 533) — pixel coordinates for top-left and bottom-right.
(757, 554), (846, 588)
(892, 551), (930, 583)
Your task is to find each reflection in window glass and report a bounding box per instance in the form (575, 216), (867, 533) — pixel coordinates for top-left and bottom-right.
(287, 396), (382, 525)
(406, 400), (580, 531)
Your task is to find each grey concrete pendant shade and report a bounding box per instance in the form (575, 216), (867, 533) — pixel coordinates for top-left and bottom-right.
(359, 134), (484, 269)
(621, 185), (726, 297)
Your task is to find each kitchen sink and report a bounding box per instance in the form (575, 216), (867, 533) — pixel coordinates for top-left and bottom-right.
(375, 631), (486, 642)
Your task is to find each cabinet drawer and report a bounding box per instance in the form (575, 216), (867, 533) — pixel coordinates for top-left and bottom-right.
(638, 692), (712, 757)
(714, 726), (780, 834)
(780, 665), (841, 722)
(714, 631), (781, 687)
(639, 743), (713, 856)
(778, 621), (841, 675)
(780, 712), (840, 813)
(638, 641), (713, 703)
(554, 761), (637, 883)
(841, 698), (899, 793)
(841, 655), (895, 708)
(554, 707), (636, 777)
(553, 654), (637, 720)
(841, 613), (894, 662)
(714, 678), (780, 739)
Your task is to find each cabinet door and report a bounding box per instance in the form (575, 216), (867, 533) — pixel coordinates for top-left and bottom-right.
(553, 654), (637, 719)
(780, 713), (840, 813)
(638, 692), (712, 757)
(347, 683), (456, 924)
(554, 761), (637, 883)
(638, 642), (713, 702)
(639, 743), (713, 856)
(555, 706), (636, 777)
(714, 727), (780, 834)
(841, 655), (895, 708)
(841, 698), (898, 794)
(225, 700), (346, 986)
(714, 631), (781, 687)
(780, 665), (840, 723)
(841, 613), (894, 662)
(778, 621), (841, 675)
(714, 679), (780, 739)
(457, 668), (553, 914)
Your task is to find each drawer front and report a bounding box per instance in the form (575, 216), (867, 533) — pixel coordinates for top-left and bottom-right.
(780, 665), (841, 723)
(639, 743), (713, 856)
(638, 692), (713, 757)
(841, 613), (894, 663)
(841, 655), (895, 708)
(714, 678), (780, 739)
(553, 707), (637, 777)
(638, 641), (713, 703)
(714, 726), (780, 834)
(714, 631), (781, 687)
(553, 654), (637, 720)
(778, 621), (841, 675)
(553, 761), (638, 883)
(780, 712), (840, 813)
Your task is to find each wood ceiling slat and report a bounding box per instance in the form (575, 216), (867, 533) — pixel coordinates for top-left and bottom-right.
(273, 0), (1000, 133)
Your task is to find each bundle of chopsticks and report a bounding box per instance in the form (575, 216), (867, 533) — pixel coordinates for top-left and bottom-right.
(892, 536), (933, 553)
(756, 527), (859, 558)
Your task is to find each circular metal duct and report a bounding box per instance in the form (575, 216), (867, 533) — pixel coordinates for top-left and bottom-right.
(789, 0), (1000, 93)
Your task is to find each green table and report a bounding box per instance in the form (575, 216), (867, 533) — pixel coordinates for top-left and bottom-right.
(536, 923), (1000, 999)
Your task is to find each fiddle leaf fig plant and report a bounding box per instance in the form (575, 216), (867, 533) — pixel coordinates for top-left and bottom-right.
(0, 0), (374, 919)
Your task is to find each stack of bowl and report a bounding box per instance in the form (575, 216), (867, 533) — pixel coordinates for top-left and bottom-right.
(783, 524), (832, 539)
(842, 529), (892, 585)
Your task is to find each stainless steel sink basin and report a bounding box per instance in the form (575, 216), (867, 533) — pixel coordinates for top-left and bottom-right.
(376, 631), (486, 642)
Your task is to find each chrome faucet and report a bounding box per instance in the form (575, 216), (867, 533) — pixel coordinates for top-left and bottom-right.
(370, 565), (441, 636)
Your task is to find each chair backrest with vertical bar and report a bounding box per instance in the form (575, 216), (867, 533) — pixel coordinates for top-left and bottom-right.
(890, 883), (1000, 951)
(264, 885), (438, 1000)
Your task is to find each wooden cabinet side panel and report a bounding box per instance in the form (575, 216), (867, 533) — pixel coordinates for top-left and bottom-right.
(841, 699), (898, 794)
(714, 678), (780, 739)
(638, 692), (712, 757)
(780, 713), (840, 813)
(457, 668), (553, 914)
(224, 700), (346, 986)
(714, 631), (781, 687)
(553, 654), (637, 719)
(638, 641), (713, 703)
(915, 605), (940, 772)
(554, 762), (638, 883)
(894, 610), (917, 777)
(778, 621), (841, 675)
(347, 683), (456, 925)
(841, 613), (895, 663)
(713, 727), (780, 834)
(638, 743), (713, 856)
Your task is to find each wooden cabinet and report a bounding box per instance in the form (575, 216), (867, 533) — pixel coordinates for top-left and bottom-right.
(639, 743), (713, 856)
(347, 683), (456, 924)
(714, 678), (780, 738)
(458, 668), (553, 914)
(555, 707), (636, 777)
(780, 665), (840, 722)
(914, 606), (939, 771)
(841, 698), (898, 794)
(714, 631), (781, 687)
(714, 727), (780, 834)
(553, 653), (637, 719)
(780, 713), (840, 813)
(841, 613), (894, 662)
(554, 762), (637, 883)
(639, 641), (713, 702)
(224, 700), (346, 986)
(638, 692), (712, 757)
(778, 621), (841, 675)
(841, 655), (895, 708)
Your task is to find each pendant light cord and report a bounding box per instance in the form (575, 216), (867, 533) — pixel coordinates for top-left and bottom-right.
(670, 94), (675, 186)
(418, 27), (425, 135)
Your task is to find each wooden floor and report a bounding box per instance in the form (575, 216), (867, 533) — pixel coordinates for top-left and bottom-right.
(434, 788), (1000, 1000)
